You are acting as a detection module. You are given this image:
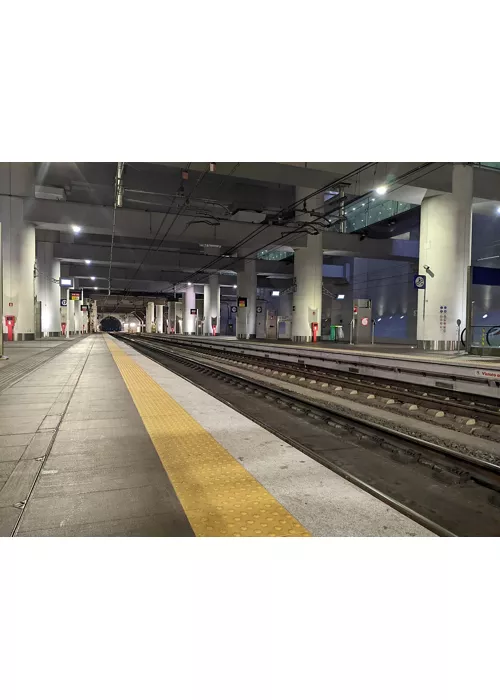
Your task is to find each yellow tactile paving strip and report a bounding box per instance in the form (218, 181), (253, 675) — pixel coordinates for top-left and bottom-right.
(105, 338), (310, 537)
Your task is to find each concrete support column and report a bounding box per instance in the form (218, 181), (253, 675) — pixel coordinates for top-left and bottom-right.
(209, 274), (221, 335)
(291, 187), (324, 342)
(91, 302), (98, 333)
(0, 163), (36, 341)
(155, 304), (164, 333)
(417, 163), (473, 350)
(203, 274), (220, 335)
(167, 301), (176, 333)
(36, 241), (61, 336)
(146, 301), (154, 333)
(74, 299), (82, 335)
(183, 285), (196, 334)
(236, 258), (257, 339)
(68, 299), (76, 335)
(60, 289), (68, 337)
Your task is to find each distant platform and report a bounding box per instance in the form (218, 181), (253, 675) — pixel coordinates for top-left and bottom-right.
(150, 334), (500, 399)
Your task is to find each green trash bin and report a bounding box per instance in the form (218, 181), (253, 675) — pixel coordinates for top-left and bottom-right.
(330, 325), (343, 341)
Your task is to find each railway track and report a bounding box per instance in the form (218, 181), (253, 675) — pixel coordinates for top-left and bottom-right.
(117, 333), (500, 537)
(130, 334), (500, 439)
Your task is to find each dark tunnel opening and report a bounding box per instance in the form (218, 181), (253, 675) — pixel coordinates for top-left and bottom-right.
(99, 316), (122, 332)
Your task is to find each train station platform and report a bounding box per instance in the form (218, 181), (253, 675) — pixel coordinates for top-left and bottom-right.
(0, 334), (431, 537)
(158, 335), (500, 399)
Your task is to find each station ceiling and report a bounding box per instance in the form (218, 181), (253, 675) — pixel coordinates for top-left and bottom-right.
(30, 162), (500, 299)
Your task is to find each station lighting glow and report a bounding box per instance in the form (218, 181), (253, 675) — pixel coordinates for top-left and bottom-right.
(91, 276), (95, 281)
(130, 322), (136, 327)
(233, 285), (237, 288)
(271, 290), (280, 296)
(337, 294), (345, 300)
(72, 225), (81, 234)
(187, 282), (192, 286)
(400, 315), (405, 319)
(497, 207), (500, 214)
(377, 318), (382, 322)
(85, 260), (91, 265)
(483, 313), (488, 318)
(375, 185), (388, 195)
(94, 286), (98, 290)
(60, 278), (72, 286)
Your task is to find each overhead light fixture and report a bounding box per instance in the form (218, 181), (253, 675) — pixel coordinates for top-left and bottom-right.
(91, 276), (95, 281)
(337, 294), (345, 300)
(187, 281), (192, 286)
(483, 313), (488, 319)
(400, 315), (405, 319)
(377, 318), (382, 322)
(85, 259), (91, 265)
(72, 225), (81, 234)
(233, 284), (237, 289)
(60, 278), (72, 286)
(271, 290), (280, 297)
(496, 206), (500, 214)
(94, 286), (98, 290)
(375, 185), (388, 195)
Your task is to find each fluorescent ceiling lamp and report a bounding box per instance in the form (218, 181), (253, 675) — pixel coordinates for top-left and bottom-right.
(271, 290), (280, 296)
(94, 286), (98, 290)
(337, 294), (345, 300)
(72, 225), (81, 233)
(85, 259), (91, 265)
(60, 278), (72, 286)
(483, 313), (488, 318)
(91, 276), (95, 281)
(375, 185), (388, 195)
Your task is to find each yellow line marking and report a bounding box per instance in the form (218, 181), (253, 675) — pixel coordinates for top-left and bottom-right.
(105, 337), (310, 537)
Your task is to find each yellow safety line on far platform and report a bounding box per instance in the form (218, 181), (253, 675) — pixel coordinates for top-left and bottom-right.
(105, 337), (310, 537)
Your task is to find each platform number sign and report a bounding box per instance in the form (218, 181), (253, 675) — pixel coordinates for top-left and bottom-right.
(256, 306), (263, 314)
(60, 298), (67, 307)
(361, 317), (369, 326)
(230, 305), (237, 313)
(413, 274), (426, 290)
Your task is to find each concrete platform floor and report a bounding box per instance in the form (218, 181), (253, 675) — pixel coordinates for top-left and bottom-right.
(0, 336), (193, 537)
(0, 338), (76, 370)
(169, 335), (500, 367)
(0, 333), (433, 537)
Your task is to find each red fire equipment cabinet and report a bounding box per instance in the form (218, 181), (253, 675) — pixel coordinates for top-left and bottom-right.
(311, 322), (319, 343)
(5, 316), (15, 341)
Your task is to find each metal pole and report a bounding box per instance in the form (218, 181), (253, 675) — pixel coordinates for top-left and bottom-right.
(371, 320), (375, 345)
(465, 266), (473, 354)
(349, 319), (354, 345)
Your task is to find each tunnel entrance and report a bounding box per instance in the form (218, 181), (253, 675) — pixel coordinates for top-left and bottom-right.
(100, 316), (122, 332)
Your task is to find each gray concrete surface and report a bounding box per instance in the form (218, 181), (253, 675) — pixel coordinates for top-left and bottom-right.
(113, 336), (433, 537)
(0, 336), (193, 537)
(0, 339), (71, 370)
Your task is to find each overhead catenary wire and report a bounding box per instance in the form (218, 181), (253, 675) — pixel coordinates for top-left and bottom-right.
(168, 162), (448, 294)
